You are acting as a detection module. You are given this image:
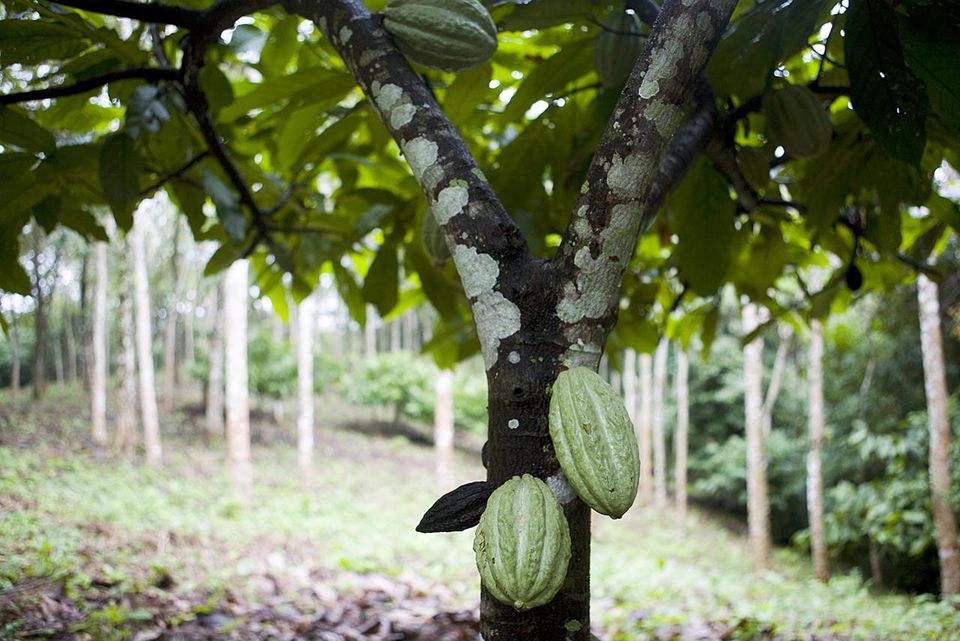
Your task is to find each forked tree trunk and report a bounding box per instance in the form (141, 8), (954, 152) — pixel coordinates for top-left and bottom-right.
(434, 368), (455, 492)
(131, 222), (162, 466)
(10, 315), (19, 405)
(674, 345), (689, 521)
(638, 352), (654, 506)
(652, 337), (669, 508)
(116, 287), (139, 456)
(743, 303), (771, 570)
(206, 287), (225, 440)
(297, 294), (315, 480)
(807, 319), (829, 582)
(91, 241), (108, 447)
(224, 259), (252, 506)
(917, 274), (960, 597)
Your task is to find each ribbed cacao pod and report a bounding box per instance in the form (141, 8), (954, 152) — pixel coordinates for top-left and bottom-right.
(383, 0), (498, 72)
(473, 474), (570, 611)
(549, 367), (640, 519)
(763, 85), (833, 159)
(417, 481), (492, 533)
(594, 9), (645, 88)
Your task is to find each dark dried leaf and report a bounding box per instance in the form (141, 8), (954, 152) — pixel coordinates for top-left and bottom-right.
(416, 481), (493, 533)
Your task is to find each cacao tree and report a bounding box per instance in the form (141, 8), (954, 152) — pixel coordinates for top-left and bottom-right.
(3, 0), (960, 633)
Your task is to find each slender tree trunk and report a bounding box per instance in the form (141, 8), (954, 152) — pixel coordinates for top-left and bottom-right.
(390, 317), (401, 353)
(674, 345), (689, 521)
(297, 294), (315, 480)
(54, 334), (65, 386)
(163, 230), (186, 414)
(10, 315), (19, 405)
(79, 253), (91, 393)
(917, 274), (960, 597)
(131, 222), (163, 466)
(364, 304), (377, 356)
(638, 352), (654, 506)
(807, 318), (829, 582)
(32, 245), (47, 399)
(434, 368), (455, 492)
(184, 286), (196, 369)
(206, 287), (225, 440)
(64, 313), (77, 383)
(224, 259), (252, 505)
(623, 349), (637, 423)
(116, 287), (139, 456)
(868, 540), (884, 589)
(91, 241), (108, 447)
(762, 324), (792, 436)
(403, 310), (416, 351)
(743, 303), (771, 570)
(652, 337), (669, 509)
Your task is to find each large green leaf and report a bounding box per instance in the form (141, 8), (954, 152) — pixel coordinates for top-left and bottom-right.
(98, 132), (144, 230)
(900, 5), (960, 134)
(363, 240), (399, 316)
(0, 106), (56, 153)
(201, 166), (246, 242)
(259, 16), (302, 78)
(846, 0), (928, 167)
(219, 69), (354, 122)
(444, 63), (492, 125)
(500, 0), (595, 31)
(0, 20), (89, 66)
(504, 38), (593, 122)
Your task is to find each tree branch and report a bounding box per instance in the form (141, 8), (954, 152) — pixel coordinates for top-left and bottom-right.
(0, 67), (178, 105)
(52, 0), (203, 28)
(138, 151), (210, 198)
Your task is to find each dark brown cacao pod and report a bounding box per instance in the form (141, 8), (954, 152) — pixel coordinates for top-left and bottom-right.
(416, 481), (493, 533)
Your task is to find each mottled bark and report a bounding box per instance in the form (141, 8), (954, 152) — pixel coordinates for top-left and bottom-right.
(638, 352), (654, 505)
(674, 345), (689, 521)
(917, 274), (960, 597)
(743, 303), (771, 570)
(131, 221), (163, 466)
(297, 294), (315, 479)
(206, 287), (225, 440)
(434, 368), (455, 493)
(224, 259), (252, 506)
(652, 338), (669, 509)
(807, 319), (828, 582)
(91, 241), (108, 447)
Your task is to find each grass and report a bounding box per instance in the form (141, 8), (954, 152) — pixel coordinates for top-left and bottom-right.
(2, 384), (960, 640)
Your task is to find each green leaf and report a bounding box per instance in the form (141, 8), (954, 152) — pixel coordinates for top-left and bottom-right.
(99, 132), (144, 230)
(199, 65), (235, 117)
(333, 264), (367, 325)
(0, 223), (30, 295)
(201, 166), (246, 242)
(846, 0), (928, 166)
(500, 0), (595, 31)
(444, 63), (492, 125)
(668, 158), (736, 297)
(259, 16), (301, 78)
(204, 244), (242, 277)
(0, 106), (56, 153)
(900, 6), (960, 134)
(168, 181), (208, 239)
(61, 207), (109, 241)
(219, 69), (354, 122)
(32, 195), (61, 232)
(0, 20), (89, 66)
(363, 241), (399, 316)
(125, 85), (171, 137)
(504, 38), (593, 122)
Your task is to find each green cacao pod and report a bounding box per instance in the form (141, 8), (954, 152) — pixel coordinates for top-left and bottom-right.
(473, 474), (571, 611)
(594, 9), (645, 88)
(383, 0), (498, 72)
(549, 367), (640, 519)
(763, 85), (833, 159)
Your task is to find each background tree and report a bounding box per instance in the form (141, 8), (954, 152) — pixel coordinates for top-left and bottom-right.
(807, 318), (829, 581)
(652, 338), (670, 509)
(297, 293), (315, 480)
(743, 302), (771, 570)
(224, 259), (252, 506)
(90, 241), (107, 448)
(674, 344), (690, 521)
(130, 220), (162, 466)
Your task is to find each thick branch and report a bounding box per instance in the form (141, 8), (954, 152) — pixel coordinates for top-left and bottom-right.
(52, 0), (202, 28)
(0, 67), (178, 105)
(554, 0), (737, 367)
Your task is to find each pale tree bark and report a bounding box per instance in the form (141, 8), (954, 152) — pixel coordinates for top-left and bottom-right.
(131, 221), (163, 466)
(162, 226), (187, 414)
(807, 318), (829, 582)
(364, 303), (376, 356)
(762, 324), (792, 437)
(652, 337), (669, 509)
(623, 349), (638, 424)
(64, 312), (77, 383)
(10, 315), (20, 405)
(91, 241), (108, 448)
(674, 345), (689, 521)
(184, 279), (196, 368)
(205, 286), (225, 440)
(286, 0), (737, 635)
(917, 274), (960, 597)
(743, 302), (771, 570)
(116, 286), (139, 456)
(434, 368), (455, 493)
(638, 352), (654, 506)
(224, 259), (252, 506)
(403, 310), (416, 351)
(390, 317), (401, 353)
(30, 233), (48, 399)
(297, 294), (315, 480)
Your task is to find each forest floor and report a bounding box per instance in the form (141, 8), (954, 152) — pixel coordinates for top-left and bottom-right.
(2, 384), (959, 641)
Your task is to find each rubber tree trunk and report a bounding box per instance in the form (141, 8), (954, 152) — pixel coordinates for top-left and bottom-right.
(131, 222), (162, 467)
(762, 324), (792, 436)
(364, 303), (377, 356)
(206, 287), (225, 440)
(652, 337), (669, 509)
(917, 274), (960, 597)
(806, 318), (829, 582)
(116, 287), (139, 456)
(674, 345), (689, 521)
(390, 317), (401, 353)
(10, 315), (19, 405)
(224, 259), (252, 506)
(162, 227), (186, 415)
(743, 302), (771, 570)
(434, 368), (455, 493)
(297, 294), (315, 480)
(638, 352), (654, 506)
(91, 241), (108, 447)
(31, 239), (47, 399)
(623, 349), (637, 423)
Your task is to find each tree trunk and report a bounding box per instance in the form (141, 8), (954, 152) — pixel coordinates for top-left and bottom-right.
(917, 274), (960, 597)
(79, 253), (91, 393)
(807, 318), (829, 582)
(131, 222), (163, 466)
(32, 241), (47, 399)
(623, 349), (637, 423)
(162, 228), (186, 414)
(10, 315), (19, 405)
(674, 345), (689, 521)
(205, 287), (225, 441)
(652, 337), (669, 509)
(434, 368), (455, 492)
(224, 259), (252, 506)
(364, 304), (377, 356)
(762, 324), (792, 436)
(116, 287), (139, 456)
(184, 279), (196, 370)
(64, 312), (77, 383)
(91, 241), (108, 448)
(638, 352), (654, 506)
(743, 303), (771, 570)
(868, 540), (884, 589)
(54, 333), (65, 386)
(390, 317), (401, 353)
(297, 294), (315, 480)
